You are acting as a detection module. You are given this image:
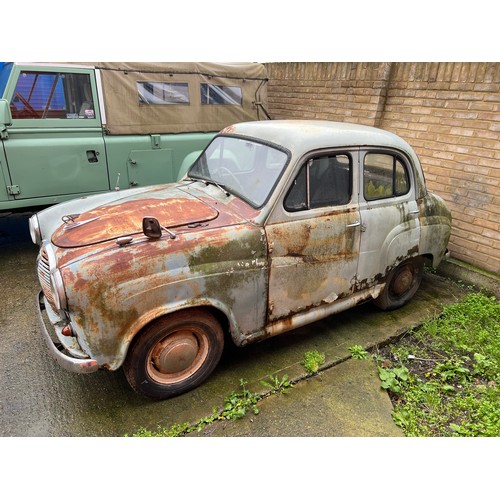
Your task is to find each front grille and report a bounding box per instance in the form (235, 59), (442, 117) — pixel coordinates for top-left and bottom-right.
(38, 246), (56, 309)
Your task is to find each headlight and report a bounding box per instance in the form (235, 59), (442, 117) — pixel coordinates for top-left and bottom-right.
(29, 215), (41, 245)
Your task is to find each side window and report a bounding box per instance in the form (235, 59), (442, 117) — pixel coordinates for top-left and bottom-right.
(137, 82), (190, 104)
(363, 153), (410, 201)
(200, 84), (242, 105)
(10, 71), (95, 120)
(285, 154), (352, 212)
(0, 63), (12, 96)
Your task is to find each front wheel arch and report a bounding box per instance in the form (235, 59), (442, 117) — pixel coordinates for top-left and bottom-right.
(123, 308), (225, 400)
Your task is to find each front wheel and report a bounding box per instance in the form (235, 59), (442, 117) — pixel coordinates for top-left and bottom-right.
(373, 257), (424, 311)
(123, 309), (224, 400)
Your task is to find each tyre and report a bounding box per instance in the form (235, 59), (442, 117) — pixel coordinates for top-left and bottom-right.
(373, 257), (424, 311)
(123, 309), (224, 400)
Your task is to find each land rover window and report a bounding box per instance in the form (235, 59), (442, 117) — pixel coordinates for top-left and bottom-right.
(285, 154), (352, 212)
(0, 63), (13, 96)
(10, 71), (95, 120)
(137, 82), (190, 104)
(364, 153), (410, 201)
(200, 84), (242, 105)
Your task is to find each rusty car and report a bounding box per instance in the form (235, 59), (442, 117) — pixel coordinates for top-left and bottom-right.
(30, 120), (452, 399)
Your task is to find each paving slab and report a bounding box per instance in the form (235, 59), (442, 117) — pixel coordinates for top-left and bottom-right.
(193, 357), (404, 437)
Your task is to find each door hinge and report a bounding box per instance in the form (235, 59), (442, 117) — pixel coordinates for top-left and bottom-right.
(151, 134), (161, 149)
(7, 185), (20, 195)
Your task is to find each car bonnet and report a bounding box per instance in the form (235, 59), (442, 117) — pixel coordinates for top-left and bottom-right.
(51, 186), (220, 248)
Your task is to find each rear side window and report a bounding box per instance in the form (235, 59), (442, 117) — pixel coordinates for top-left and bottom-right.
(10, 71), (95, 120)
(363, 153), (410, 201)
(200, 84), (242, 105)
(285, 154), (352, 211)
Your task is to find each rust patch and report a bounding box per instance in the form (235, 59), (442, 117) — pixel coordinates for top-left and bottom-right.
(52, 197), (219, 248)
(227, 197), (261, 220)
(266, 210), (361, 323)
(220, 125), (236, 135)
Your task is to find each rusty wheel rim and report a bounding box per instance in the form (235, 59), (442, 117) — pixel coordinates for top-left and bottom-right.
(391, 264), (415, 297)
(147, 328), (209, 384)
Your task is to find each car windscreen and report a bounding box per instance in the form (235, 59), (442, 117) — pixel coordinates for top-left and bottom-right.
(189, 135), (289, 208)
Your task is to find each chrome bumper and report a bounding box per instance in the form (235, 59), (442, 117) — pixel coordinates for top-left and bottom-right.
(36, 291), (99, 374)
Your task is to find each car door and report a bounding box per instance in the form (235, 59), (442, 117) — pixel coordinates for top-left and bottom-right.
(265, 151), (361, 323)
(356, 149), (420, 288)
(2, 65), (109, 202)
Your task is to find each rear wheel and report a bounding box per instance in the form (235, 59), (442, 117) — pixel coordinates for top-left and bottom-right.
(123, 309), (224, 400)
(373, 257), (424, 311)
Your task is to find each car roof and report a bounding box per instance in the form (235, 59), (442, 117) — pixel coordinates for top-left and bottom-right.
(221, 120), (416, 158)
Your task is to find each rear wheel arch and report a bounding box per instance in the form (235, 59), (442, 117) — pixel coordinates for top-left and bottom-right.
(373, 255), (425, 311)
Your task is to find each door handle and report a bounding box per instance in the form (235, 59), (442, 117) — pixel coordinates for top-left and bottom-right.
(86, 150), (100, 163)
(346, 221), (366, 232)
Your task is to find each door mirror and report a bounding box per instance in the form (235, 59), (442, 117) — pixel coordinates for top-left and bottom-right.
(0, 99), (12, 129)
(143, 216), (162, 239)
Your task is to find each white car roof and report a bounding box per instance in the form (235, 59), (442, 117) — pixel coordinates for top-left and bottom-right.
(221, 120), (417, 159)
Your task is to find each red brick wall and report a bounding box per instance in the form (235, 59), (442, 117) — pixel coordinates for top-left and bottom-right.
(265, 62), (500, 275)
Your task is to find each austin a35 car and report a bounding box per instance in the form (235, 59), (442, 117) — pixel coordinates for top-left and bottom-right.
(30, 120), (451, 399)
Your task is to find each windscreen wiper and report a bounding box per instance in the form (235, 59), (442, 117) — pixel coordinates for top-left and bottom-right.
(202, 179), (231, 197)
(184, 176), (231, 197)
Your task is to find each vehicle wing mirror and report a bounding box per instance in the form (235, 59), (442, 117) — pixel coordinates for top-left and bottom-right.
(143, 216), (162, 239)
(0, 99), (13, 130)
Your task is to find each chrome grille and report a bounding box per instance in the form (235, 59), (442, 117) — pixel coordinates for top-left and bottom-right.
(38, 246), (56, 309)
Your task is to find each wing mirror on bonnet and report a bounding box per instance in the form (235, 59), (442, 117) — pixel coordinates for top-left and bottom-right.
(143, 217), (162, 239)
(143, 217), (176, 240)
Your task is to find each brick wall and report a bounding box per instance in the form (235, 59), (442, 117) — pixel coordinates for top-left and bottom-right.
(265, 62), (500, 275)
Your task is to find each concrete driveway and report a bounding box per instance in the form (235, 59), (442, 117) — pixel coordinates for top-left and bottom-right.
(0, 212), (467, 437)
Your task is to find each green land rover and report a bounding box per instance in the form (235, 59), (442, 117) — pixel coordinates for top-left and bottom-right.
(0, 62), (269, 212)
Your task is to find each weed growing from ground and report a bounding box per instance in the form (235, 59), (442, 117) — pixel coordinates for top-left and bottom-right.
(260, 374), (293, 394)
(349, 345), (369, 359)
(303, 350), (325, 374)
(375, 293), (500, 436)
(130, 376), (289, 437)
(377, 365), (410, 394)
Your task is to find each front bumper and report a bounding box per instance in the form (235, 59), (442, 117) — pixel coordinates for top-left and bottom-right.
(36, 291), (99, 374)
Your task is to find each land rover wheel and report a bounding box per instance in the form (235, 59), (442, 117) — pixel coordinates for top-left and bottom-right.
(373, 257), (424, 311)
(123, 310), (224, 400)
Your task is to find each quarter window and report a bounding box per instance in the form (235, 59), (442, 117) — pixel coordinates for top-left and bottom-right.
(285, 154), (352, 212)
(10, 71), (95, 119)
(363, 153), (410, 201)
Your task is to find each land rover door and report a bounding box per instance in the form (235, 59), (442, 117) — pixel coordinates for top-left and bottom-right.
(1, 64), (109, 206)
